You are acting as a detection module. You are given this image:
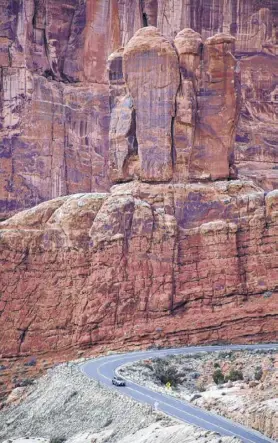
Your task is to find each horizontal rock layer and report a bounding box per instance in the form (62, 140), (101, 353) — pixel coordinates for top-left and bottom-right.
(1, 182), (278, 357)
(1, 0), (278, 217)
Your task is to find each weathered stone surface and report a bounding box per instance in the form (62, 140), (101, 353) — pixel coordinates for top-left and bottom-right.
(0, 0), (114, 219)
(1, 0), (278, 217)
(235, 53), (278, 190)
(172, 29), (239, 182)
(1, 181), (278, 360)
(108, 48), (139, 182)
(156, 0), (278, 52)
(0, 69), (110, 219)
(123, 27), (180, 182)
(173, 29), (202, 183)
(108, 27), (238, 184)
(190, 33), (239, 181)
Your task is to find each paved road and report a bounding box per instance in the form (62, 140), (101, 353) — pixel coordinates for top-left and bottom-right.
(81, 343), (278, 443)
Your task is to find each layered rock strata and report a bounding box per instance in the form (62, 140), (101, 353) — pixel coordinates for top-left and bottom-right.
(1, 180), (278, 358)
(1, 22), (278, 363)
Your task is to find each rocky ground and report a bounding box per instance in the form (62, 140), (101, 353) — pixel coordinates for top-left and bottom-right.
(0, 360), (241, 443)
(119, 349), (278, 440)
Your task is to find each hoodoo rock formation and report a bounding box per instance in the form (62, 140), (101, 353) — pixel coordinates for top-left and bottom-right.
(109, 27), (239, 183)
(0, 0), (277, 218)
(1, 24), (278, 366)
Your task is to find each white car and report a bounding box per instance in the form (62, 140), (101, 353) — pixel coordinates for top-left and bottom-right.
(112, 376), (126, 387)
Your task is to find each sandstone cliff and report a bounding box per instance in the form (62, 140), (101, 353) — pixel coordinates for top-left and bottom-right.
(1, 177), (278, 359)
(0, 1), (278, 402)
(0, 0), (278, 218)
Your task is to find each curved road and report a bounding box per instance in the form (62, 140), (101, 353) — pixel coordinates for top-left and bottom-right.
(81, 344), (278, 443)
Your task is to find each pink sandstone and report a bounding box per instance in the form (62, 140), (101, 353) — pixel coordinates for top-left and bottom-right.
(0, 1), (277, 217)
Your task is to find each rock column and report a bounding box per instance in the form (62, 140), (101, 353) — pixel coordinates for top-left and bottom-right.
(173, 29), (202, 182)
(123, 27), (180, 182)
(190, 33), (239, 181)
(108, 48), (138, 182)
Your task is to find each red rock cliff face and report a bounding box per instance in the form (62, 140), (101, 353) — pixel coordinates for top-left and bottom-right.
(1, 181), (278, 358)
(0, 0), (277, 218)
(1, 25), (278, 362)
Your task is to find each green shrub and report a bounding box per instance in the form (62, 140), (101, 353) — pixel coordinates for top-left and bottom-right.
(196, 380), (206, 392)
(50, 438), (66, 443)
(254, 366), (263, 381)
(213, 369), (225, 385)
(153, 359), (182, 387)
(214, 362), (220, 368)
(225, 368), (243, 382)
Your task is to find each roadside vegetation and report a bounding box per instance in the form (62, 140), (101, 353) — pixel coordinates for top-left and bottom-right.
(119, 349), (278, 440)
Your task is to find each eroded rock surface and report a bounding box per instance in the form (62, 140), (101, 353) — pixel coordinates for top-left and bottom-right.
(123, 26), (179, 182)
(1, 181), (278, 363)
(0, 1), (278, 217)
(109, 27), (239, 183)
(0, 0), (278, 404)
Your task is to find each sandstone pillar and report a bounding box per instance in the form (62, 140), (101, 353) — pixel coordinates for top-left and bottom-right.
(189, 33), (239, 181)
(123, 27), (180, 182)
(173, 29), (202, 182)
(108, 48), (138, 183)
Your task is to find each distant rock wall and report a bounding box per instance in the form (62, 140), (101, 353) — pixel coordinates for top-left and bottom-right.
(0, 0), (278, 218)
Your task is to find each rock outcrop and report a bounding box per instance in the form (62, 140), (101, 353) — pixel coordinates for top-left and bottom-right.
(0, 1), (278, 403)
(1, 180), (278, 360)
(0, 0), (278, 218)
(109, 27), (239, 183)
(1, 20), (278, 378)
(123, 26), (179, 182)
(235, 53), (278, 190)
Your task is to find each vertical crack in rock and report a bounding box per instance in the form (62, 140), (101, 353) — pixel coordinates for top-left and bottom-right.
(140, 0), (158, 27)
(170, 222), (178, 314)
(18, 326), (29, 354)
(142, 13), (148, 27)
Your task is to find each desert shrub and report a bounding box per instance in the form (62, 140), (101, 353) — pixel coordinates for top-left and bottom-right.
(143, 360), (154, 371)
(254, 366), (263, 381)
(50, 438), (66, 443)
(213, 369), (225, 385)
(219, 351), (232, 359)
(225, 368), (243, 382)
(24, 357), (37, 367)
(153, 359), (182, 387)
(196, 380), (206, 392)
(214, 362), (220, 368)
(15, 378), (34, 388)
(191, 371), (200, 379)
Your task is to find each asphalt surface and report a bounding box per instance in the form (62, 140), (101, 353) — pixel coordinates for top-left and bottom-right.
(81, 343), (278, 443)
